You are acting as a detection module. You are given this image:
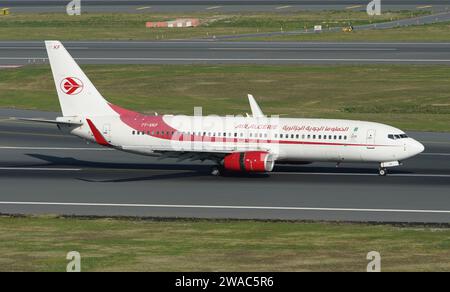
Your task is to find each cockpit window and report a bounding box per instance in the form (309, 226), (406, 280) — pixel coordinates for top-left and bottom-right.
(388, 134), (408, 140)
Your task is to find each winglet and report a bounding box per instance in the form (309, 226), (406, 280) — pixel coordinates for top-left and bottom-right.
(86, 118), (111, 147)
(247, 94), (264, 118)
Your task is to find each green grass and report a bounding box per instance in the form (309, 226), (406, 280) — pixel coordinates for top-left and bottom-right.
(244, 21), (450, 42)
(1, 64), (450, 132)
(0, 216), (448, 272)
(0, 11), (430, 41)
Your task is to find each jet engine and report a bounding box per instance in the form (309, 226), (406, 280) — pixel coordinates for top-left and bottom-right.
(223, 151), (275, 173)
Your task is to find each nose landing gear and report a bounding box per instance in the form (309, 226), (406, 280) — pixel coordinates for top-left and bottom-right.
(378, 161), (400, 176)
(378, 168), (387, 176)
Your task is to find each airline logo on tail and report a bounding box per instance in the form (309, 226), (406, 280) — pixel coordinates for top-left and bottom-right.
(60, 77), (83, 95)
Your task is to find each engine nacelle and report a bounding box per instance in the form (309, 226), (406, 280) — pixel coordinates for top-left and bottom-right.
(223, 151), (275, 173)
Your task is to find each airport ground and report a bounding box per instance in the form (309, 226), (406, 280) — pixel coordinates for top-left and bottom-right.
(0, 216), (449, 272)
(0, 8), (449, 272)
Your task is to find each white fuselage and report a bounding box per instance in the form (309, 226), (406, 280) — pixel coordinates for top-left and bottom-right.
(70, 114), (425, 165)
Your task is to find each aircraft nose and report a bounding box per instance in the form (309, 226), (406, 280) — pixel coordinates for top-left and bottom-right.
(410, 139), (425, 156)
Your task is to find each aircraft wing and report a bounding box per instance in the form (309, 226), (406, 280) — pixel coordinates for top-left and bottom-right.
(121, 145), (234, 163)
(247, 94), (265, 118)
(122, 145), (269, 163)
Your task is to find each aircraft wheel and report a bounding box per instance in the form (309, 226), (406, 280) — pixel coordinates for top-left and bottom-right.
(378, 168), (387, 176)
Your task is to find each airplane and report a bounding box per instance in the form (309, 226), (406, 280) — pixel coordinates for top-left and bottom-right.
(15, 41), (425, 176)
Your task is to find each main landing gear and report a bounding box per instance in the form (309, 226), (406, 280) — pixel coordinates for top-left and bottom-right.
(211, 166), (222, 176)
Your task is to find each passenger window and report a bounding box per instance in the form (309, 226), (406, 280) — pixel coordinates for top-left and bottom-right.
(302, 134), (305, 139)
(291, 134), (294, 139)
(339, 135), (342, 140)
(313, 135), (316, 139)
(280, 134), (283, 138)
(334, 135), (337, 140)
(296, 134), (299, 139)
(234, 133), (238, 137)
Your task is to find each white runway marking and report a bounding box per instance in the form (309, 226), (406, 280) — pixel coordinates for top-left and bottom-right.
(0, 65), (22, 68)
(0, 201), (449, 214)
(346, 5), (363, 9)
(421, 153), (450, 156)
(208, 48), (397, 51)
(136, 6), (151, 10)
(276, 5), (292, 10)
(0, 167), (81, 171)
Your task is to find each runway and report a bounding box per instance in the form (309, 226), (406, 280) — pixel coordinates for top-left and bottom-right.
(3, 41), (450, 65)
(0, 109), (449, 223)
(3, 0), (448, 13)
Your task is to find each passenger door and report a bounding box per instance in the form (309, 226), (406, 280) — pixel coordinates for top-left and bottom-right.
(366, 129), (376, 149)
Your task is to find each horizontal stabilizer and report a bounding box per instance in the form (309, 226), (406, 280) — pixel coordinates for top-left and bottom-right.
(11, 117), (83, 126)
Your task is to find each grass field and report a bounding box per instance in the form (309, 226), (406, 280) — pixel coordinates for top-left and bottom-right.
(245, 21), (450, 42)
(1, 64), (450, 132)
(0, 216), (448, 272)
(0, 11), (431, 41)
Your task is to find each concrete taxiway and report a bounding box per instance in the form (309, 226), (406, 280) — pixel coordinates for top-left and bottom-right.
(3, 41), (450, 65)
(2, 0), (448, 13)
(0, 109), (449, 223)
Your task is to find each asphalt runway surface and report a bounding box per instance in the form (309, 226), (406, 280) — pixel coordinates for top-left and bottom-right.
(3, 0), (449, 13)
(0, 109), (449, 223)
(3, 41), (450, 65)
